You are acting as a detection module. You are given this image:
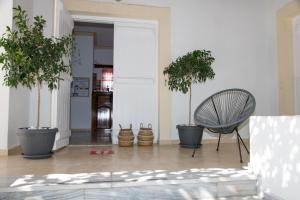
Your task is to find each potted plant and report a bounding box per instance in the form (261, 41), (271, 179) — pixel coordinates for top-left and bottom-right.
(163, 50), (215, 148)
(0, 6), (73, 158)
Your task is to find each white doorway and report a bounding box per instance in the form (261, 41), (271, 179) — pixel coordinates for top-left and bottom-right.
(71, 16), (159, 144)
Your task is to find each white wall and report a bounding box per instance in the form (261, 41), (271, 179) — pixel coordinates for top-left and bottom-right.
(250, 116), (300, 200)
(94, 48), (113, 65)
(169, 0), (277, 139)
(5, 0), (54, 150)
(74, 25), (113, 48)
(0, 0), (36, 150)
(8, 88), (30, 149)
(28, 0), (54, 128)
(13, 0), (33, 25)
(32, 0), (53, 37)
(0, 0), (13, 150)
(13, 0), (54, 130)
(74, 25), (113, 65)
(6, 0), (33, 149)
(70, 35), (94, 129)
(93, 48), (114, 82)
(274, 0), (294, 10)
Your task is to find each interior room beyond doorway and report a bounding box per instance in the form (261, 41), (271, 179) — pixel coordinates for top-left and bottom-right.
(70, 22), (114, 145)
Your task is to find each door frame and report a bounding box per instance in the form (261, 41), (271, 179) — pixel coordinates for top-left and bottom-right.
(52, 0), (74, 150)
(72, 15), (159, 143)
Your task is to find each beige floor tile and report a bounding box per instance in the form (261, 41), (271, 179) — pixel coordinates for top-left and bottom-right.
(0, 143), (249, 176)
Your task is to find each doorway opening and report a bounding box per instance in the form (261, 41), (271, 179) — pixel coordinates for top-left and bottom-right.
(70, 22), (114, 145)
(64, 14), (159, 147)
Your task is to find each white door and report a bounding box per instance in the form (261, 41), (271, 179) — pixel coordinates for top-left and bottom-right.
(294, 16), (300, 115)
(113, 21), (158, 144)
(52, 0), (74, 150)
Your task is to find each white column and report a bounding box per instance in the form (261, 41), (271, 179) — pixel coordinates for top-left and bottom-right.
(0, 0), (13, 151)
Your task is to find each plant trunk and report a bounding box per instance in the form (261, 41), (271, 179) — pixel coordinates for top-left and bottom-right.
(36, 81), (41, 129)
(189, 85), (192, 125)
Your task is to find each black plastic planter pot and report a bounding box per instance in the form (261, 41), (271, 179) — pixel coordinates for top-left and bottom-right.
(177, 125), (204, 148)
(17, 128), (58, 159)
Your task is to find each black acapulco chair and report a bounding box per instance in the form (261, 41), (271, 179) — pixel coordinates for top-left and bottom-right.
(193, 89), (256, 163)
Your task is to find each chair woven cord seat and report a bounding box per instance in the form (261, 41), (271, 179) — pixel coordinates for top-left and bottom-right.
(193, 88), (256, 162)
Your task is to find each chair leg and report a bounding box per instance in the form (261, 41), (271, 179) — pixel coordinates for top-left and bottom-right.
(216, 133), (221, 151)
(237, 132), (249, 154)
(236, 129), (243, 163)
(192, 147), (197, 158)
(192, 136), (199, 157)
(192, 128), (203, 158)
(192, 140), (200, 157)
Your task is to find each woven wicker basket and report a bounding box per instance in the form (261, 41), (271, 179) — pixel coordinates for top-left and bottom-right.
(138, 123), (153, 146)
(118, 135), (134, 141)
(138, 135), (154, 141)
(138, 140), (153, 146)
(138, 123), (153, 136)
(119, 140), (134, 147)
(118, 124), (134, 147)
(119, 124), (134, 136)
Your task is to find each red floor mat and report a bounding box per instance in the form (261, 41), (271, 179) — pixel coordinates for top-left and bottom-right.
(90, 148), (114, 155)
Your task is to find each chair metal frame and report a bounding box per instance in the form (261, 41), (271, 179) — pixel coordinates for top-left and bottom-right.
(193, 88), (256, 162)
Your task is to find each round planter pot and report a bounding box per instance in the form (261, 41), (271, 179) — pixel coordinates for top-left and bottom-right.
(177, 125), (204, 149)
(17, 128), (58, 159)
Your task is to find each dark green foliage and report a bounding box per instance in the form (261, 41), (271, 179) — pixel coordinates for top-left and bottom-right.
(163, 50), (215, 94)
(0, 6), (73, 90)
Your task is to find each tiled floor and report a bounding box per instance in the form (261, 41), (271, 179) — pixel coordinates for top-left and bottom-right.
(70, 130), (112, 145)
(0, 143), (249, 176)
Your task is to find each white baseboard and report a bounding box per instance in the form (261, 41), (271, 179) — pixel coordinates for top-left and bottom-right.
(0, 145), (21, 156)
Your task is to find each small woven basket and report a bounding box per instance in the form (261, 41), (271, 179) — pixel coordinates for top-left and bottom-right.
(119, 124), (134, 136)
(119, 140), (134, 147)
(138, 123), (153, 146)
(138, 123), (153, 136)
(118, 124), (134, 147)
(138, 135), (154, 141)
(118, 135), (134, 141)
(138, 140), (153, 146)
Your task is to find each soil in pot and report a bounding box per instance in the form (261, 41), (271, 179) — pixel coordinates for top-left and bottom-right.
(177, 125), (204, 148)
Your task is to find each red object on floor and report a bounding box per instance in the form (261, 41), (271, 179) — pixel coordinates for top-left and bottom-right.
(90, 150), (98, 155)
(90, 148), (114, 155)
(101, 149), (114, 155)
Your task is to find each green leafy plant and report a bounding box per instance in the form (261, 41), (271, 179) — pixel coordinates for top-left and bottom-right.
(163, 50), (215, 125)
(0, 6), (73, 128)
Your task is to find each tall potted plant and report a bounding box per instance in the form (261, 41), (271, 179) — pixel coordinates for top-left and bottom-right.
(163, 50), (215, 148)
(0, 6), (73, 158)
